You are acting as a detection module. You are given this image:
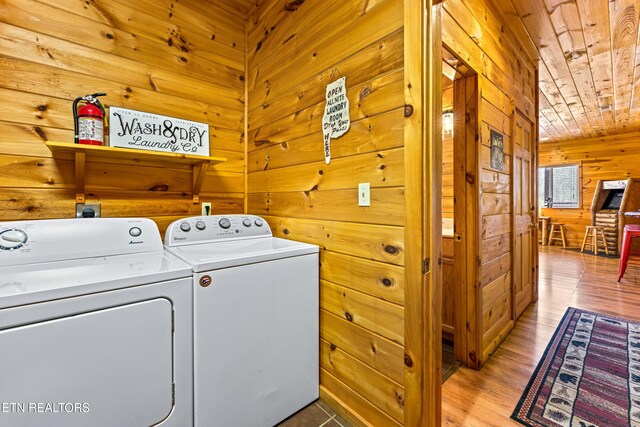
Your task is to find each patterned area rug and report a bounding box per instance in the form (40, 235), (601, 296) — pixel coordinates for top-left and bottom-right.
(512, 307), (640, 427)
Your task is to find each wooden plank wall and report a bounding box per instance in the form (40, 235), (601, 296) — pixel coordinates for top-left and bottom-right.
(442, 0), (538, 366)
(246, 0), (405, 424)
(539, 132), (640, 246)
(0, 0), (246, 233)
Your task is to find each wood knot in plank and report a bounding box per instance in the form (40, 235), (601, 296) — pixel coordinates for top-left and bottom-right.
(284, 0), (305, 11)
(148, 75), (158, 91)
(381, 277), (392, 287)
(404, 104), (414, 117)
(359, 86), (372, 101)
(465, 173), (475, 184)
(404, 353), (413, 368)
(344, 312), (353, 322)
(33, 126), (47, 141)
(149, 184), (169, 191)
(384, 244), (399, 255)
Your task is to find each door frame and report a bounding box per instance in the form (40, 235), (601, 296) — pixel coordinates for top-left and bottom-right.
(451, 71), (480, 367)
(403, 0), (441, 425)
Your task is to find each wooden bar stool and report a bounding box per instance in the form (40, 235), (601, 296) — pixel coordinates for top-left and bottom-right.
(548, 223), (567, 248)
(618, 224), (640, 281)
(538, 216), (550, 245)
(581, 225), (609, 255)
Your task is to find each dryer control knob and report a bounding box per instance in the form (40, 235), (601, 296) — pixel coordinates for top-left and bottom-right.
(243, 219), (252, 227)
(254, 218), (264, 227)
(218, 218), (231, 229)
(196, 221), (206, 230)
(180, 222), (191, 232)
(0, 229), (27, 250)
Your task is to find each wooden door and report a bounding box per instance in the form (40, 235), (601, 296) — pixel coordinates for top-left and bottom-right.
(513, 111), (535, 319)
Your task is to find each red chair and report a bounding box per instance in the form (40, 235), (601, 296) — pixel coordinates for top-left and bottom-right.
(618, 224), (640, 281)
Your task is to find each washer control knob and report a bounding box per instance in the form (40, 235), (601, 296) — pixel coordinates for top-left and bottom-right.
(196, 221), (206, 230)
(180, 222), (191, 232)
(254, 218), (264, 227)
(218, 218), (231, 229)
(129, 227), (142, 237)
(0, 229), (28, 250)
(243, 219), (252, 227)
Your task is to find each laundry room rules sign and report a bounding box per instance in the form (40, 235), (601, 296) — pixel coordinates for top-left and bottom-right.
(109, 107), (209, 156)
(322, 77), (350, 164)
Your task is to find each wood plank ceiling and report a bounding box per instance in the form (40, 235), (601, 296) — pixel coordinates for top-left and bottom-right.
(211, 0), (256, 18)
(493, 0), (640, 143)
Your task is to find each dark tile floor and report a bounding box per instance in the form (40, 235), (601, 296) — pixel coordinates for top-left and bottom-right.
(442, 340), (461, 382)
(278, 342), (459, 426)
(276, 400), (351, 427)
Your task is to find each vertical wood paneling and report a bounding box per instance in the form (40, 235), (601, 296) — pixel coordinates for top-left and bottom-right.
(442, 0), (538, 367)
(0, 0), (246, 233)
(247, 0), (407, 424)
(442, 81), (454, 220)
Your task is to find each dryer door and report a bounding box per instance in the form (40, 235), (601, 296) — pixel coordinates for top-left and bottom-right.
(0, 298), (174, 427)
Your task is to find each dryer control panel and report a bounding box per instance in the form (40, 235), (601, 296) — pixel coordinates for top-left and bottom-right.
(0, 218), (163, 267)
(164, 215), (272, 246)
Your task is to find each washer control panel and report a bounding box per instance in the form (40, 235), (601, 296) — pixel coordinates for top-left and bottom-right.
(164, 215), (272, 246)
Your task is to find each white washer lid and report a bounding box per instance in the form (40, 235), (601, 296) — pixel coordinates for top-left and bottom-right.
(165, 237), (319, 272)
(0, 250), (191, 309)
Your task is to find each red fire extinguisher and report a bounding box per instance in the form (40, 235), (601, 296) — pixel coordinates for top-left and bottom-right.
(73, 93), (106, 145)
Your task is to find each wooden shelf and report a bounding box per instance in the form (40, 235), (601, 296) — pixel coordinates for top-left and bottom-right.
(46, 141), (226, 203)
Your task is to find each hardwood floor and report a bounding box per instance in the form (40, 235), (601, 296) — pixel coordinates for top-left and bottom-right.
(441, 246), (640, 426)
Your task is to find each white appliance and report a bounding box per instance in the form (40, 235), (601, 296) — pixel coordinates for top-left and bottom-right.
(0, 218), (193, 427)
(164, 214), (319, 427)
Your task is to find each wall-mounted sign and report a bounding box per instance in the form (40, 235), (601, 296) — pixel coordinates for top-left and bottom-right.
(109, 107), (209, 157)
(490, 129), (504, 170)
(322, 77), (350, 164)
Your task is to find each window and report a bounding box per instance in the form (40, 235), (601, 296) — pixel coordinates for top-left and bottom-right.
(538, 165), (580, 208)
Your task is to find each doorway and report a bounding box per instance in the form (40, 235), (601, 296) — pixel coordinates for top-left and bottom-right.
(440, 46), (480, 374)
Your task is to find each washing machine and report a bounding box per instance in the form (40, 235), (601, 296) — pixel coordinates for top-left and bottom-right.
(164, 214), (319, 427)
(0, 218), (193, 427)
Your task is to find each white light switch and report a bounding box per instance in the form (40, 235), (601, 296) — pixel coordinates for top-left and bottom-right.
(358, 183), (370, 207)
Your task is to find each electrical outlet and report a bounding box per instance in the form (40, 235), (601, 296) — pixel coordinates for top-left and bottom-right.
(76, 203), (101, 218)
(201, 202), (212, 216)
(358, 183), (370, 207)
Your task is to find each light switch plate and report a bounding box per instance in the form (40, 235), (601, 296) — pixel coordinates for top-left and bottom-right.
(358, 183), (370, 207)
